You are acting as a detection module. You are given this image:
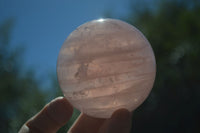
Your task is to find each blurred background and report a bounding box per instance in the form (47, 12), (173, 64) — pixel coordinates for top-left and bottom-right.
(0, 0), (200, 132)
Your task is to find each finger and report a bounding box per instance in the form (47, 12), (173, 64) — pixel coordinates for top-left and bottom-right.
(98, 109), (132, 133)
(19, 97), (73, 133)
(68, 113), (106, 133)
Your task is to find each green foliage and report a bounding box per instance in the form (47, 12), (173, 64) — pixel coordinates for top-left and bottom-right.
(0, 19), (48, 133)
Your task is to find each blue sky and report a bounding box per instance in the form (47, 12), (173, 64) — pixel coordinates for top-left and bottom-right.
(0, 0), (138, 86)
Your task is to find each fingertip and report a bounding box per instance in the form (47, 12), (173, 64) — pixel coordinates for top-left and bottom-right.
(25, 97), (73, 133)
(19, 124), (29, 133)
(47, 96), (73, 125)
(111, 108), (132, 121)
(98, 108), (132, 133)
(69, 113), (106, 133)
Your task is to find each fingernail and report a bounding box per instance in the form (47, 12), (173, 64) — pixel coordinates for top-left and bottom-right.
(50, 96), (64, 103)
(19, 124), (30, 133)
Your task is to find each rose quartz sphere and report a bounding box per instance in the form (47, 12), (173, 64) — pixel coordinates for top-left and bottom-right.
(57, 19), (156, 118)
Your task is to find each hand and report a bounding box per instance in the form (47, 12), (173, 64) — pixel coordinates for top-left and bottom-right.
(19, 97), (132, 133)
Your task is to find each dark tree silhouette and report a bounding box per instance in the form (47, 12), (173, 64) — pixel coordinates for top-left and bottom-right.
(123, 0), (200, 132)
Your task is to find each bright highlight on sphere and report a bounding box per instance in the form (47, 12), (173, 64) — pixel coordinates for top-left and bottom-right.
(57, 18), (156, 118)
(97, 18), (105, 22)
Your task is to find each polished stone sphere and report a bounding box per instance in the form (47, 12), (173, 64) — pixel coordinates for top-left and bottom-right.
(57, 18), (156, 118)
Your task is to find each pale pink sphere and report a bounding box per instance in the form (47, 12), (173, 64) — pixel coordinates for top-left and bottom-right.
(57, 19), (156, 118)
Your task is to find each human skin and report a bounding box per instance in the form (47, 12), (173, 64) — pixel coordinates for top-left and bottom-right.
(19, 97), (132, 133)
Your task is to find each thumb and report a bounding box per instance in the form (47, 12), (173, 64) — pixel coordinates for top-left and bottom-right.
(98, 109), (132, 133)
